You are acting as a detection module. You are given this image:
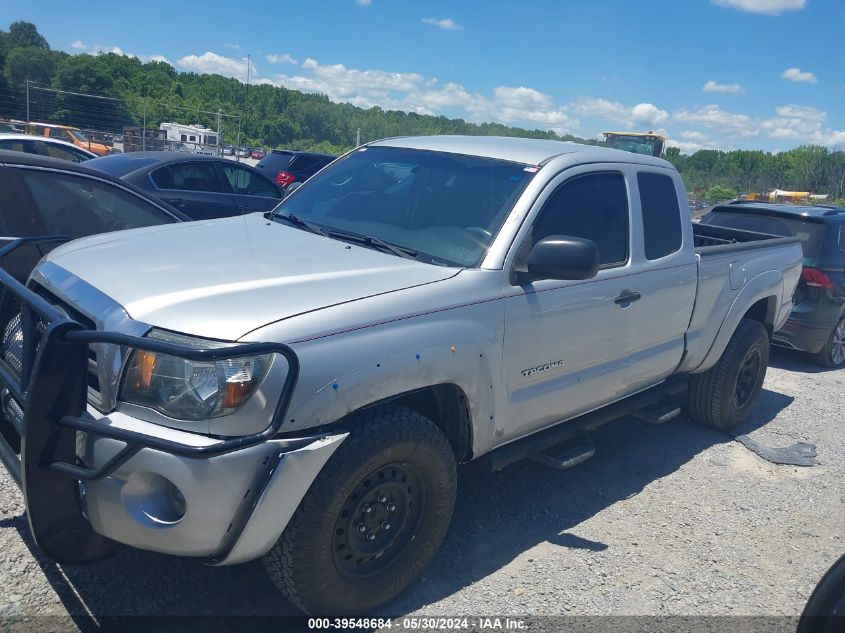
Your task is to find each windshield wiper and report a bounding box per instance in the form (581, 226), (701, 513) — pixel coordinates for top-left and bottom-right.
(274, 213), (328, 237)
(329, 230), (419, 261)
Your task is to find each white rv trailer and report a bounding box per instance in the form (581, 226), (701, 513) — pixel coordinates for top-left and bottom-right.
(158, 122), (220, 155)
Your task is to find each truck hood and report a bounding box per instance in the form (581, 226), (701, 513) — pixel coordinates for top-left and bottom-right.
(43, 213), (459, 340)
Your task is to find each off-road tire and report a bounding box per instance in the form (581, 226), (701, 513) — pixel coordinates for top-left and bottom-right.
(687, 319), (770, 432)
(263, 404), (457, 615)
(810, 316), (845, 368)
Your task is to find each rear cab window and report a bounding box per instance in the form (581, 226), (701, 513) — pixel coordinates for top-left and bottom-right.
(638, 172), (683, 260)
(256, 151), (295, 173)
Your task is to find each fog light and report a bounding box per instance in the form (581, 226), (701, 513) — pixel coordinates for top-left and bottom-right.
(167, 480), (187, 518)
(121, 472), (187, 525)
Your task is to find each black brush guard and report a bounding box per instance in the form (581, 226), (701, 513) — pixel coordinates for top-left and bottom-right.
(0, 238), (299, 564)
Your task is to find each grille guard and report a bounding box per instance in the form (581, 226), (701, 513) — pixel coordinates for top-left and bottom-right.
(0, 238), (300, 563)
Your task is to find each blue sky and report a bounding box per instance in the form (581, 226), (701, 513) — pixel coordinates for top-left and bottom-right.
(5, 0), (844, 153)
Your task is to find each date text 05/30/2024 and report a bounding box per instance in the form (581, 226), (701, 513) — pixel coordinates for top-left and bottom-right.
(308, 618), (528, 630)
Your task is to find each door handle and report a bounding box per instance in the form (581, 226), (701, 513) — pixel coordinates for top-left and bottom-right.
(614, 290), (642, 305)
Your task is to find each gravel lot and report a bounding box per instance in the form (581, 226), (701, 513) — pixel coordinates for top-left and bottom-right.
(0, 347), (842, 630)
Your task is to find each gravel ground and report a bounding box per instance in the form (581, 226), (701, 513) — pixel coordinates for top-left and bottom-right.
(0, 347), (842, 631)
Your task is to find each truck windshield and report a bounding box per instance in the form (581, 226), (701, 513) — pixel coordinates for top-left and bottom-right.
(273, 146), (536, 267)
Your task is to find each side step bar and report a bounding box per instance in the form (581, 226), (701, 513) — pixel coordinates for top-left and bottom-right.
(631, 402), (681, 425)
(530, 433), (595, 470)
(484, 377), (688, 471)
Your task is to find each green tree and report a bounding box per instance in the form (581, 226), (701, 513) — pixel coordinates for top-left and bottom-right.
(7, 21), (49, 50)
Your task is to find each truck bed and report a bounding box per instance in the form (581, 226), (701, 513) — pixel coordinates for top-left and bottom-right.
(679, 222), (803, 374)
(693, 222), (800, 254)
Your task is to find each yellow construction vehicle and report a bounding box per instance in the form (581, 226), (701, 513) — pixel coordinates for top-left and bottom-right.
(602, 131), (666, 158)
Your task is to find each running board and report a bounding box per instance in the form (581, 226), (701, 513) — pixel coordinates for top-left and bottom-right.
(530, 433), (595, 470)
(483, 377), (688, 472)
(631, 402), (681, 425)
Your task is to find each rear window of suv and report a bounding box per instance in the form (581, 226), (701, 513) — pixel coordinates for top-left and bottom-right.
(256, 151), (295, 173)
(700, 210), (827, 261)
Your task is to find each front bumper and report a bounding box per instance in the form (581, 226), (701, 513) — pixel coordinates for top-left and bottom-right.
(76, 409), (346, 564)
(0, 240), (336, 565)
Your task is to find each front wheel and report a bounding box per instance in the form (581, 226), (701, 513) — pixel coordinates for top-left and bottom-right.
(264, 404), (457, 615)
(687, 319), (770, 432)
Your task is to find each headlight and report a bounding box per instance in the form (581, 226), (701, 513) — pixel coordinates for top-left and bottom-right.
(120, 330), (272, 420)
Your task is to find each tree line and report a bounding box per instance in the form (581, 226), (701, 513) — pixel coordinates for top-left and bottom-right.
(1, 21), (843, 204)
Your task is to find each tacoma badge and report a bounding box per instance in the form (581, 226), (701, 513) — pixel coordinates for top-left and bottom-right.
(521, 360), (566, 377)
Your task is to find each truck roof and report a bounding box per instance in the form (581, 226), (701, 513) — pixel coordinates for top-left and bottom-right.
(370, 135), (673, 168)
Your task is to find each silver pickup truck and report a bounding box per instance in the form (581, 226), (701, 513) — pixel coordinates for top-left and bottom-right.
(0, 136), (802, 615)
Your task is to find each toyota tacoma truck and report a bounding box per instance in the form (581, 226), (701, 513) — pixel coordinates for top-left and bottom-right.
(0, 136), (802, 615)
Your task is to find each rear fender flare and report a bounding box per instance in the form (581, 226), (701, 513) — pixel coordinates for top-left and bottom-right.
(692, 270), (781, 373)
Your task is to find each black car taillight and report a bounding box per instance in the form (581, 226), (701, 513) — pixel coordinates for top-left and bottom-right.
(276, 171), (296, 187)
(801, 267), (833, 289)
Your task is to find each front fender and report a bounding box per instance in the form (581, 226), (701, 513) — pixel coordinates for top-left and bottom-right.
(692, 269), (782, 373)
(253, 305), (504, 457)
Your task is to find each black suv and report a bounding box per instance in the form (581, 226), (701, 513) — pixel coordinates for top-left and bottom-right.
(700, 202), (845, 367)
(254, 150), (335, 191)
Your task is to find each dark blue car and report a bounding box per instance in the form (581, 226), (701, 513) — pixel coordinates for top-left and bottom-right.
(86, 152), (285, 220)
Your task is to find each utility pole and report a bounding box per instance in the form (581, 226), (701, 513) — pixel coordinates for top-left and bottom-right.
(217, 110), (222, 154)
(142, 99), (147, 151)
(25, 80), (30, 132)
(243, 54), (251, 148)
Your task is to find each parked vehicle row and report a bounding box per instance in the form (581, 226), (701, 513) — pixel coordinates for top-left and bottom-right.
(86, 152), (286, 219)
(0, 133), (97, 163)
(0, 136), (803, 616)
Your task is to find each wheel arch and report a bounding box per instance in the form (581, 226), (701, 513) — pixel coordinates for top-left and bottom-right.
(693, 270), (782, 373)
(359, 383), (474, 462)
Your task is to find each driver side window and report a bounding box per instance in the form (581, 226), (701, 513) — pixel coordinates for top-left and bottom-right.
(528, 172), (629, 268)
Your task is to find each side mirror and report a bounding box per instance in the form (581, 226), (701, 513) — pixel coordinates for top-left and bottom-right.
(284, 182), (303, 197)
(524, 235), (600, 281)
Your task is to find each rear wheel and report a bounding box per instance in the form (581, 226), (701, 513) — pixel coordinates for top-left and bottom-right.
(263, 404), (457, 615)
(687, 319), (770, 432)
(810, 316), (845, 368)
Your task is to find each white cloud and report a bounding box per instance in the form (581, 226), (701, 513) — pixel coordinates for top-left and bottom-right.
(355, 0), (373, 5)
(680, 130), (710, 141)
(674, 104), (757, 137)
(271, 58), (575, 133)
(223, 42), (241, 50)
(177, 51), (256, 79)
(666, 139), (711, 155)
(492, 86), (553, 110)
(421, 17), (463, 30)
(570, 98), (668, 127)
(91, 44), (125, 55)
(782, 67), (818, 83)
(266, 53), (297, 64)
(703, 80), (744, 93)
(138, 54), (171, 65)
(711, 0), (806, 15)
(71, 40), (86, 50)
